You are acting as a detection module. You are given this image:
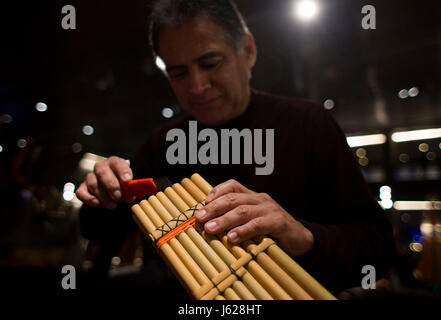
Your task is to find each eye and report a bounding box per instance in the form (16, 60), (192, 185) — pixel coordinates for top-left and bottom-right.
(168, 70), (187, 79)
(200, 58), (222, 69)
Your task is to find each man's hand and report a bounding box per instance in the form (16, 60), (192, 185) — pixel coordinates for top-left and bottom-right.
(195, 179), (315, 257)
(76, 156), (135, 209)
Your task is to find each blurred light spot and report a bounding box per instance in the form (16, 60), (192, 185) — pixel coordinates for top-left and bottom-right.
(323, 99), (334, 110)
(1, 114), (13, 124)
(426, 152), (436, 161)
(356, 148), (366, 158)
(0, 145), (3, 152)
(134, 257), (143, 266)
(392, 128), (441, 142)
(35, 102), (48, 112)
(420, 222), (434, 236)
(408, 87), (419, 97)
(380, 199), (393, 209)
(399, 153), (409, 163)
(394, 201), (441, 211)
(418, 143), (429, 152)
(380, 192), (391, 200)
(347, 134), (386, 147)
(358, 157), (369, 166)
(162, 107), (174, 119)
(380, 185), (391, 194)
(294, 0), (319, 21)
(63, 182), (75, 193)
(82, 125), (94, 136)
(79, 152), (108, 172)
(398, 89), (408, 99)
(72, 142), (82, 153)
(409, 242), (423, 253)
(413, 268), (422, 280)
(111, 256), (121, 267)
(17, 138), (27, 148)
(155, 56), (166, 72)
(63, 191), (75, 201)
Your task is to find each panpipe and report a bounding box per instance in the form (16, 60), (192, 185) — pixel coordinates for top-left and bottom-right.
(131, 173), (337, 300)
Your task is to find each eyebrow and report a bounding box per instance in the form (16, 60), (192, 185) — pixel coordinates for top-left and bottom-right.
(166, 51), (224, 72)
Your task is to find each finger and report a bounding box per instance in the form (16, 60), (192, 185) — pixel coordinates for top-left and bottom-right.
(197, 193), (259, 223)
(94, 160), (124, 201)
(205, 179), (253, 203)
(226, 217), (269, 244)
(86, 173), (117, 209)
(108, 156), (133, 182)
(75, 183), (101, 207)
(203, 205), (256, 234)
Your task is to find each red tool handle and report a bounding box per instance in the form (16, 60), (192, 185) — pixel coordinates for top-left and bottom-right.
(120, 178), (158, 199)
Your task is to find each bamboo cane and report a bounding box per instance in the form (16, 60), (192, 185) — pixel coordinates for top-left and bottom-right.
(155, 190), (256, 300)
(166, 184), (272, 300)
(190, 173), (337, 300)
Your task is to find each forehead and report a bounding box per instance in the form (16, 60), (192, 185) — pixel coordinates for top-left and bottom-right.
(158, 18), (235, 64)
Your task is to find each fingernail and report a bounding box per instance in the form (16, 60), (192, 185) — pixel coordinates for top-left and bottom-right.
(206, 191), (215, 202)
(113, 190), (122, 200)
(91, 199), (100, 206)
(123, 173), (132, 181)
(196, 209), (206, 220)
(205, 221), (217, 231)
(228, 232), (238, 242)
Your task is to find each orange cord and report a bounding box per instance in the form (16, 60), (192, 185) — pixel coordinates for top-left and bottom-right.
(155, 216), (197, 251)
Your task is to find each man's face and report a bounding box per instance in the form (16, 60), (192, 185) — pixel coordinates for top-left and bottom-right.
(158, 18), (256, 126)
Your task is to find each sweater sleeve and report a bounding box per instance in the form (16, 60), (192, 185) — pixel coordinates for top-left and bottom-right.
(294, 105), (397, 293)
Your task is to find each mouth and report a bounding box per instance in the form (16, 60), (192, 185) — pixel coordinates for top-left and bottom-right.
(193, 96), (221, 109)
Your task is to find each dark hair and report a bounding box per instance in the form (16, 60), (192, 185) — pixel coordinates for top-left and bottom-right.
(149, 0), (248, 58)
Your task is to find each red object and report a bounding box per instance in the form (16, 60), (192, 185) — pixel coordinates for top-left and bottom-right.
(121, 178), (158, 199)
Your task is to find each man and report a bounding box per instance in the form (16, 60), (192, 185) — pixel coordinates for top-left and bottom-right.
(77, 0), (396, 295)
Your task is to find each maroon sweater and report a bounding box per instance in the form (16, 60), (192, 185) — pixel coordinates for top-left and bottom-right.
(81, 90), (397, 294)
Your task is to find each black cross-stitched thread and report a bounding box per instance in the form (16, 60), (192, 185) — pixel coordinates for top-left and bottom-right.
(210, 278), (222, 295)
(247, 250), (257, 263)
(228, 265), (242, 282)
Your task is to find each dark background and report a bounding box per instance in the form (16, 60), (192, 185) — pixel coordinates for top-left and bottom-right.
(0, 0), (440, 298)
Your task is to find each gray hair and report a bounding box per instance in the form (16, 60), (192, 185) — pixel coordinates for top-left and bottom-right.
(149, 0), (249, 58)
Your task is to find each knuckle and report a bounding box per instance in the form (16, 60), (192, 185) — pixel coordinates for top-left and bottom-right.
(259, 192), (271, 201)
(236, 205), (248, 218)
(224, 193), (236, 204)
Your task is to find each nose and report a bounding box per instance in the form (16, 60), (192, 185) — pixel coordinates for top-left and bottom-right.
(187, 70), (211, 95)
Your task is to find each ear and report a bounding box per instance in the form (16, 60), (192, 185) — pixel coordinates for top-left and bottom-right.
(242, 32), (257, 69)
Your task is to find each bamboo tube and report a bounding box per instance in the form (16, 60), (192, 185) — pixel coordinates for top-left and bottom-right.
(139, 200), (208, 286)
(131, 204), (200, 296)
(163, 188), (227, 272)
(148, 195), (218, 280)
(224, 288), (241, 300)
(156, 190), (256, 300)
(241, 239), (313, 300)
(191, 173), (336, 300)
(184, 178), (293, 299)
(171, 182), (273, 300)
(265, 242), (336, 300)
